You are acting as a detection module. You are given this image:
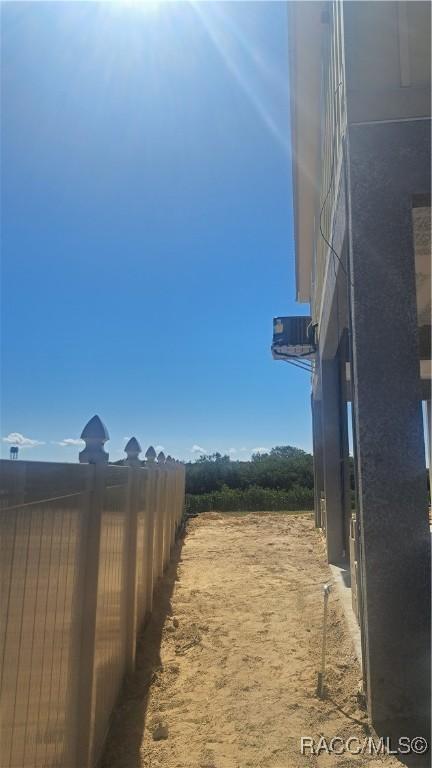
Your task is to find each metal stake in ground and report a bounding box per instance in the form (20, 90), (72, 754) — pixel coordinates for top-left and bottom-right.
(316, 583), (332, 698)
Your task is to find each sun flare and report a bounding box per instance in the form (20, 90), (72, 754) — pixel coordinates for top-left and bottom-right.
(109, 0), (164, 15)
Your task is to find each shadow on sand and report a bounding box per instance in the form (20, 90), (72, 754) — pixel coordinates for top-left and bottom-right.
(100, 526), (430, 768)
(101, 534), (185, 768)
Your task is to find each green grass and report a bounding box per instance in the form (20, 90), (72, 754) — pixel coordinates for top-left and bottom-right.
(185, 485), (314, 515)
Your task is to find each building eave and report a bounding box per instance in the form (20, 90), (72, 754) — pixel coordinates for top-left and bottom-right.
(288, 2), (323, 303)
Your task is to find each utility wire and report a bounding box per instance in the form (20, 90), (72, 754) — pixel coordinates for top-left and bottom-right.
(318, 81), (353, 289)
(278, 356), (314, 373)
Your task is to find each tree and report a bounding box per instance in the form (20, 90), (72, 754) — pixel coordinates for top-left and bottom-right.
(185, 445), (314, 494)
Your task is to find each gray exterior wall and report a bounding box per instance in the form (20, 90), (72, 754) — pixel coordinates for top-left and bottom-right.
(346, 118), (430, 736)
(316, 115), (431, 743)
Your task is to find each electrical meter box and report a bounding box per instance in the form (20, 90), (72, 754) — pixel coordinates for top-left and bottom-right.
(271, 316), (315, 360)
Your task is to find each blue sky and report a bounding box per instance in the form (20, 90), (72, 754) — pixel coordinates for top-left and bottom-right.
(1, 0), (311, 463)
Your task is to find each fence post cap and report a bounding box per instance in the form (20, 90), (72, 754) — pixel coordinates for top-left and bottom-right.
(145, 445), (157, 463)
(157, 451), (166, 464)
(124, 437), (142, 466)
(80, 414), (109, 441)
(79, 415), (109, 464)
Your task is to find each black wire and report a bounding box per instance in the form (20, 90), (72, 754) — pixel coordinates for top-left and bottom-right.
(278, 355), (311, 370)
(318, 80), (353, 288)
(276, 356), (314, 373)
(272, 349), (314, 367)
(284, 360), (312, 373)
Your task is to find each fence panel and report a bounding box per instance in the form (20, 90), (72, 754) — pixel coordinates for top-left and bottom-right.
(135, 470), (149, 632)
(1, 493), (87, 768)
(90, 476), (129, 766)
(144, 467), (158, 616)
(1, 454), (185, 768)
(153, 468), (165, 582)
(0, 461), (90, 509)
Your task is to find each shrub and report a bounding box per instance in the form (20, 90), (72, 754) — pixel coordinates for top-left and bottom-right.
(185, 484), (314, 515)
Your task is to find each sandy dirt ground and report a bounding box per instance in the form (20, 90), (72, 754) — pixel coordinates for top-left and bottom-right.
(102, 512), (402, 768)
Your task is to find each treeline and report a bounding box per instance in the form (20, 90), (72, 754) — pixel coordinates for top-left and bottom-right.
(185, 446), (315, 513)
(186, 446), (314, 494)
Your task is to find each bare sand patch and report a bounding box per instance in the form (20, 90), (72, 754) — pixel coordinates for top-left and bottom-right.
(102, 512), (401, 768)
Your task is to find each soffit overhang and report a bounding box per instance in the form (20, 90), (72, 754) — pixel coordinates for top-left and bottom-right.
(288, 2), (323, 303)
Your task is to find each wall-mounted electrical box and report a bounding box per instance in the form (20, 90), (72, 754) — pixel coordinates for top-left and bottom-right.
(271, 316), (316, 360)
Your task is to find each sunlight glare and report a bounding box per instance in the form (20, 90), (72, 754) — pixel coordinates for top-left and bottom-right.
(191, 2), (290, 157)
(110, 0), (163, 15)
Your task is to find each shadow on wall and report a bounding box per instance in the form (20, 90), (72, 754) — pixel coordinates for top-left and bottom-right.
(101, 535), (185, 768)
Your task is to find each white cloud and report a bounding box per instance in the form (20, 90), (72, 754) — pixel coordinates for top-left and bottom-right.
(52, 438), (84, 447)
(228, 448), (237, 455)
(155, 444), (165, 453)
(123, 436), (131, 442)
(3, 432), (45, 448)
(239, 447), (249, 453)
(252, 446), (270, 455)
(191, 444), (206, 454)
